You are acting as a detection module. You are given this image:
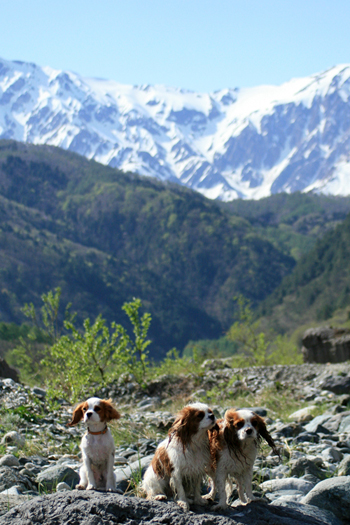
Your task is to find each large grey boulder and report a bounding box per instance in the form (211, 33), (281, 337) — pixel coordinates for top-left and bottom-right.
(302, 327), (350, 363)
(0, 491), (342, 525)
(302, 476), (350, 524)
(36, 465), (80, 491)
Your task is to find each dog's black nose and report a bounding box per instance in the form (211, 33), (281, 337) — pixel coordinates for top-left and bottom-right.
(246, 427), (253, 435)
(86, 412), (93, 418)
(209, 413), (215, 420)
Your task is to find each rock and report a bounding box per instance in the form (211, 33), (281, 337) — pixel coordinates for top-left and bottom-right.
(36, 465), (80, 491)
(302, 476), (350, 524)
(321, 447), (343, 464)
(261, 477), (315, 495)
(289, 458), (328, 480)
(272, 501), (342, 525)
(302, 326), (350, 363)
(114, 454), (153, 492)
(0, 456), (20, 468)
(304, 414), (332, 433)
(0, 467), (29, 492)
(320, 375), (350, 395)
(0, 491), (342, 525)
(0, 486), (23, 496)
(0, 359), (19, 382)
(0, 494), (31, 517)
(289, 406), (317, 422)
(31, 387), (47, 398)
(1, 432), (25, 448)
(56, 482), (72, 492)
(338, 414), (350, 433)
(338, 455), (350, 476)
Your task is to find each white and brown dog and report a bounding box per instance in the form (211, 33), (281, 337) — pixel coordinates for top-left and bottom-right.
(207, 408), (278, 509)
(142, 402), (216, 511)
(68, 397), (120, 491)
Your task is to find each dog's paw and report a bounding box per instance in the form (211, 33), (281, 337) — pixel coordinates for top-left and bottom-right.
(194, 497), (208, 506)
(212, 502), (227, 511)
(153, 494), (167, 501)
(177, 500), (189, 512)
(202, 492), (214, 500)
(86, 484), (97, 491)
(76, 484), (87, 490)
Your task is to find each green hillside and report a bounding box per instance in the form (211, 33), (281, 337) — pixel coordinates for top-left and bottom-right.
(222, 192), (350, 261)
(0, 140), (295, 358)
(258, 211), (350, 335)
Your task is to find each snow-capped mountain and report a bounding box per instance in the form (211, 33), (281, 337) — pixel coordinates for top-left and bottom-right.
(1, 57), (350, 200)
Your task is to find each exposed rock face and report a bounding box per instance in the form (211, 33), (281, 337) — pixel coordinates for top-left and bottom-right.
(0, 491), (342, 525)
(302, 327), (350, 363)
(0, 359), (19, 382)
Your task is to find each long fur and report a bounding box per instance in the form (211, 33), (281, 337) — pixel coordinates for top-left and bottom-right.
(142, 402), (216, 512)
(207, 408), (277, 509)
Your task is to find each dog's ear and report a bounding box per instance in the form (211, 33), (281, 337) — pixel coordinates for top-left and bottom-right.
(254, 414), (279, 455)
(223, 417), (241, 457)
(168, 406), (200, 450)
(67, 402), (86, 426)
(101, 399), (121, 422)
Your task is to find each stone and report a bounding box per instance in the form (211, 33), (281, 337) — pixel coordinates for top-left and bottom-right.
(321, 447), (343, 464)
(36, 465), (80, 491)
(56, 482), (72, 492)
(1, 432), (25, 448)
(0, 467), (29, 492)
(261, 477), (315, 495)
(0, 456), (20, 468)
(0, 491), (342, 525)
(338, 455), (350, 476)
(320, 375), (350, 395)
(288, 406), (317, 422)
(338, 414), (350, 433)
(302, 326), (350, 363)
(272, 501), (342, 525)
(304, 414), (332, 433)
(289, 458), (328, 480)
(0, 494), (31, 517)
(0, 359), (19, 382)
(302, 476), (350, 524)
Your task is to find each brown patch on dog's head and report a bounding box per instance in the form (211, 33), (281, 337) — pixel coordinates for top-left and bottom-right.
(169, 405), (205, 450)
(223, 409), (244, 457)
(98, 399), (121, 422)
(67, 401), (88, 426)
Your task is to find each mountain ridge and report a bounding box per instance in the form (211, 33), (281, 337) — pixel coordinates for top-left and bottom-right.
(2, 58), (350, 200)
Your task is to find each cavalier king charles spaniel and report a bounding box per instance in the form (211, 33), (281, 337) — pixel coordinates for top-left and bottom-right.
(68, 397), (120, 491)
(207, 408), (278, 509)
(142, 402), (216, 511)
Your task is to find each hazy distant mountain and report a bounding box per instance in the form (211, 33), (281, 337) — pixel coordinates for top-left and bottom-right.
(2, 58), (350, 200)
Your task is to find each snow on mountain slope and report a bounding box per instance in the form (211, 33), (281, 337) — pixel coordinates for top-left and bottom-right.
(1, 57), (350, 200)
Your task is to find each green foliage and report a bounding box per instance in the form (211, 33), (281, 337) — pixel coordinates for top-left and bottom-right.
(227, 296), (302, 366)
(40, 295), (151, 402)
(150, 347), (203, 377)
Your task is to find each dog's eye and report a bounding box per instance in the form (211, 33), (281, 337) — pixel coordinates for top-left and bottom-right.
(94, 406), (101, 412)
(197, 412), (204, 420)
(236, 421), (244, 429)
(82, 407), (87, 412)
(252, 420), (258, 428)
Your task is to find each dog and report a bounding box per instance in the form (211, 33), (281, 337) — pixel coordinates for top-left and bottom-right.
(142, 402), (216, 511)
(68, 397), (120, 491)
(207, 408), (278, 509)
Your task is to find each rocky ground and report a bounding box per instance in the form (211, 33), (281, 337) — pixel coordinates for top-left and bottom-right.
(0, 362), (349, 524)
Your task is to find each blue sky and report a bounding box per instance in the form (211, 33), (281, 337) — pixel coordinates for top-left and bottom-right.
(2, 0), (350, 92)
